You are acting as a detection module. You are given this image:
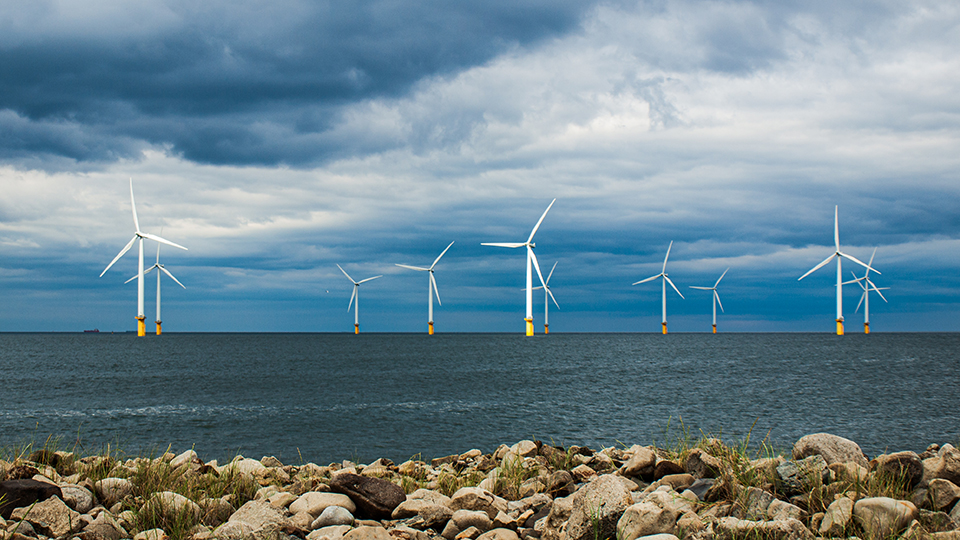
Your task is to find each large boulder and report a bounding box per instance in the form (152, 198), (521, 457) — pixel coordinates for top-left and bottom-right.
(928, 479), (960, 511)
(220, 499), (293, 540)
(10, 495), (82, 538)
(566, 474), (634, 540)
(94, 477), (134, 508)
(330, 472), (406, 519)
(870, 451), (924, 489)
(450, 487), (508, 519)
(853, 497), (918, 540)
(621, 446), (657, 478)
(60, 484), (96, 514)
(819, 497), (853, 536)
(617, 495), (681, 540)
(140, 491), (202, 526)
(792, 433), (868, 468)
(291, 491), (357, 518)
(0, 479), (63, 519)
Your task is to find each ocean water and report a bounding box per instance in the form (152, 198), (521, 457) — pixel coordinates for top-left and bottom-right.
(0, 332), (957, 465)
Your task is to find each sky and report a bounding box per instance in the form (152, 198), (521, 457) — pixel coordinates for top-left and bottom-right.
(1, 0), (959, 333)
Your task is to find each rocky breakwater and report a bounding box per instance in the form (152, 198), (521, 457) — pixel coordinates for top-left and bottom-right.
(2, 433), (960, 540)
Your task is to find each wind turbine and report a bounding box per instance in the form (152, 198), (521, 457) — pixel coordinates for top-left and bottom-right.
(532, 261), (560, 334)
(482, 198), (556, 336)
(125, 238), (185, 335)
(396, 241), (455, 335)
(633, 241), (684, 334)
(841, 247), (889, 334)
(689, 268), (728, 334)
(337, 264), (382, 334)
(100, 179), (187, 337)
(798, 206), (879, 335)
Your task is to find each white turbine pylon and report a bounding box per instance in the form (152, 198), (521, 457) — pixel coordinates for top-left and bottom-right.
(337, 264), (382, 334)
(841, 247), (889, 334)
(125, 238), (185, 335)
(532, 261), (560, 334)
(689, 268), (728, 334)
(633, 241), (684, 334)
(100, 178), (187, 337)
(482, 198), (556, 336)
(396, 241), (455, 335)
(798, 205), (879, 335)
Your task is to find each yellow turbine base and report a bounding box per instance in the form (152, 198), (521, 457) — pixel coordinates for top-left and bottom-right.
(864, 322), (870, 334)
(662, 322), (668, 335)
(428, 321), (434, 335)
(712, 324), (717, 334)
(544, 324), (549, 335)
(156, 320), (162, 336)
(836, 319), (844, 336)
(525, 318), (534, 336)
(137, 316), (146, 337)
(354, 323), (359, 335)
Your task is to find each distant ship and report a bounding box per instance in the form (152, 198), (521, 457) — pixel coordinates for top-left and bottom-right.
(83, 329), (100, 333)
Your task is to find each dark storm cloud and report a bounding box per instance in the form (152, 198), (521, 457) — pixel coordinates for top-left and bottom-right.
(0, 0), (593, 167)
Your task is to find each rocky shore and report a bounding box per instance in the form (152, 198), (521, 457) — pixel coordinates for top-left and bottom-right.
(2, 433), (959, 540)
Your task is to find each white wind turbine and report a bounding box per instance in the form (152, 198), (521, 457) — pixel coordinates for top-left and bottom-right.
(338, 264), (382, 334)
(482, 198), (556, 336)
(633, 241), (684, 334)
(125, 238), (185, 335)
(100, 179), (187, 337)
(396, 241), (455, 335)
(689, 268), (729, 334)
(531, 261), (560, 334)
(841, 247), (889, 334)
(798, 206), (879, 335)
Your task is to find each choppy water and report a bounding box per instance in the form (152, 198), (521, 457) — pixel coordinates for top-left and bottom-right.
(0, 332), (957, 464)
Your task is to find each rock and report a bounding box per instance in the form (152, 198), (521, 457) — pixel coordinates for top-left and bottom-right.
(633, 535), (679, 540)
(767, 500), (803, 522)
(409, 488), (452, 506)
(871, 451), (924, 489)
(927, 478), (960, 511)
(170, 449), (199, 469)
(343, 525), (392, 540)
(313, 505), (355, 528)
(60, 483), (96, 513)
(393, 498), (441, 519)
(455, 526), (482, 540)
(330, 472), (406, 519)
(392, 525), (432, 540)
(793, 433), (869, 468)
(200, 496), (235, 527)
(512, 441), (539, 459)
(622, 446), (657, 478)
(686, 479), (714, 501)
(292, 492), (358, 518)
(853, 497), (918, 540)
(712, 517), (813, 540)
(618, 496), (680, 540)
(926, 446), (960, 486)
(829, 461), (869, 484)
(919, 509), (958, 532)
(736, 486), (776, 520)
(776, 455), (829, 495)
(226, 499), (293, 539)
(453, 509), (494, 532)
(819, 497), (853, 536)
(571, 464), (597, 482)
(222, 457), (268, 476)
(566, 474), (634, 540)
(11, 495), (82, 537)
(0, 479), (63, 519)
(451, 487), (508, 519)
(268, 491), (298, 509)
(546, 470), (575, 497)
(684, 449), (720, 479)
(477, 528), (520, 540)
(493, 510), (517, 530)
(83, 511), (128, 540)
(307, 525), (353, 540)
(133, 529), (168, 540)
(94, 477), (134, 508)
(140, 491), (203, 527)
(652, 462), (685, 481)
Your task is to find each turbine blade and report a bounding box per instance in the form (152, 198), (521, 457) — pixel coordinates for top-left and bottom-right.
(141, 233), (188, 251)
(100, 236), (137, 277)
(715, 267), (729, 287)
(160, 266), (186, 289)
(130, 178), (140, 233)
(834, 205), (840, 252)
(430, 241), (455, 269)
(798, 254), (836, 280)
(633, 274), (661, 285)
(866, 247), (877, 272)
(872, 285), (889, 303)
(527, 198), (556, 244)
(156, 235), (161, 263)
(662, 241), (673, 273)
(855, 290), (866, 313)
(545, 261), (558, 285)
(529, 247), (547, 289)
(839, 252), (881, 275)
(689, 286), (712, 290)
(481, 242), (525, 248)
(664, 275), (684, 299)
(358, 275), (383, 284)
(396, 264), (429, 271)
(124, 273), (139, 284)
(715, 291), (724, 313)
(431, 272), (441, 306)
(337, 264), (357, 284)
(547, 287), (560, 310)
(348, 286), (356, 312)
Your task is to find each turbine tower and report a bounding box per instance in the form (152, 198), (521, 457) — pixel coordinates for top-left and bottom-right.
(100, 179), (187, 336)
(396, 241), (455, 335)
(482, 198), (556, 336)
(338, 264), (382, 334)
(532, 261), (560, 334)
(690, 268), (728, 333)
(126, 239), (185, 335)
(798, 206), (879, 335)
(841, 247), (889, 334)
(633, 241), (684, 334)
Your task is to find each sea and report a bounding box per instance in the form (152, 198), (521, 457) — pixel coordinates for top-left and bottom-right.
(0, 332), (957, 465)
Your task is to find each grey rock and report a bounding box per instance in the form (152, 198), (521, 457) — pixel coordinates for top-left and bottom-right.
(307, 525), (353, 540)
(0, 478), (63, 519)
(59, 484), (96, 513)
(871, 451), (924, 489)
(94, 478), (134, 508)
(11, 495), (82, 538)
(776, 455), (829, 495)
(792, 433), (868, 468)
(330, 472), (406, 519)
(312, 506), (356, 528)
(565, 474), (634, 540)
(819, 497), (853, 537)
(291, 492), (357, 518)
(853, 497), (918, 540)
(686, 479), (714, 501)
